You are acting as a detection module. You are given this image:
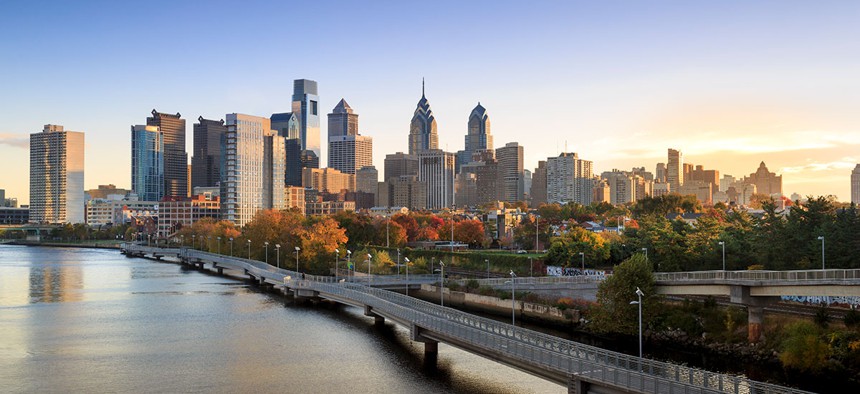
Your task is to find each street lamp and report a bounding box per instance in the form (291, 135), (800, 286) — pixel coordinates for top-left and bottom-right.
(630, 287), (645, 358)
(192, 234), (196, 249)
(535, 214), (540, 253)
(264, 241), (269, 265)
(366, 253), (373, 283)
(247, 239), (251, 259)
(642, 247), (648, 260)
(276, 244), (281, 269)
(579, 252), (585, 272)
(229, 237), (233, 256)
(295, 247), (301, 273)
(347, 250), (352, 281)
(335, 248), (340, 282)
(386, 218), (390, 248)
(485, 259), (490, 279)
(818, 236), (825, 270)
(506, 270), (517, 326)
(435, 262), (446, 306)
(217, 236), (221, 255)
(718, 241), (726, 271)
(403, 257), (410, 296)
(207, 236), (212, 252)
(396, 248), (401, 277)
(180, 235), (184, 247)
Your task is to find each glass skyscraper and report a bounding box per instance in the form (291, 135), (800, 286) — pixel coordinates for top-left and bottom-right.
(191, 117), (226, 189)
(131, 125), (164, 202)
(147, 110), (187, 199)
(29, 124), (85, 224)
(291, 79), (320, 159)
(409, 81), (438, 155)
(222, 113), (268, 226)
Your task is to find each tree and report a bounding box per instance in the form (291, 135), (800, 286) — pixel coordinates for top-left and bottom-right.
(391, 213), (418, 242)
(455, 219), (486, 248)
(545, 227), (610, 268)
(589, 254), (657, 335)
(300, 217), (348, 273)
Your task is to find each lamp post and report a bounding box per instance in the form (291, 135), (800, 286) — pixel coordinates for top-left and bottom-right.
(486, 259), (490, 279)
(217, 236), (221, 255)
(229, 237), (233, 257)
(180, 235), (184, 247)
(818, 236), (825, 270)
(247, 239), (251, 259)
(347, 250), (352, 281)
(431, 257), (435, 274)
(276, 244), (281, 269)
(630, 287), (645, 358)
(435, 262), (446, 306)
(718, 241), (726, 271)
(295, 247), (301, 273)
(396, 248), (401, 277)
(642, 247), (648, 260)
(535, 214), (540, 253)
(386, 218), (390, 248)
(506, 270), (517, 326)
(366, 253), (373, 283)
(264, 241), (269, 265)
(192, 234), (196, 249)
(404, 257), (410, 296)
(207, 236), (212, 252)
(334, 248), (340, 282)
(579, 252), (585, 272)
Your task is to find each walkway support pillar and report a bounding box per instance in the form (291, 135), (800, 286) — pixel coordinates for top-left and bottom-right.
(567, 376), (590, 394)
(731, 285), (778, 343)
(748, 306), (764, 343)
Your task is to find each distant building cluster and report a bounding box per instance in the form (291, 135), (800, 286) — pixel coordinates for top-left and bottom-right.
(14, 78), (856, 234)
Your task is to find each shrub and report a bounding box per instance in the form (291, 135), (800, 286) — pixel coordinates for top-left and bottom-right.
(747, 264), (765, 270)
(779, 321), (830, 372)
(844, 307), (860, 329)
(814, 304), (830, 329)
(448, 281), (462, 291)
(465, 279), (480, 291)
(477, 285), (496, 296)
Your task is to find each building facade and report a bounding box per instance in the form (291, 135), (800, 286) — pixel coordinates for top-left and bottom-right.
(30, 125), (85, 224)
(531, 161), (548, 206)
(191, 117), (226, 189)
(457, 102), (493, 172)
(743, 161), (783, 197)
(147, 110), (187, 198)
(291, 79), (320, 158)
(546, 152), (593, 205)
(408, 82), (438, 155)
(329, 135), (373, 175)
(327, 98), (358, 137)
(384, 152), (419, 182)
(131, 125), (164, 202)
(157, 195), (220, 237)
(667, 149), (683, 193)
(263, 132), (287, 210)
(496, 142), (524, 203)
(221, 113), (270, 226)
(418, 149), (455, 209)
(302, 167), (355, 194)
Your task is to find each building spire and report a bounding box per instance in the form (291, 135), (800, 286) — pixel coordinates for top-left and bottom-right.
(422, 78), (425, 97)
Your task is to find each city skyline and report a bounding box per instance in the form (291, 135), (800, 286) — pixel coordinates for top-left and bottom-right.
(2, 1), (859, 204)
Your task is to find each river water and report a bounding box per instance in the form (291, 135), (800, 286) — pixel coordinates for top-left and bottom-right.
(0, 246), (563, 393)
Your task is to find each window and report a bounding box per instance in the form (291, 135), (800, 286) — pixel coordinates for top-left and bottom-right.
(310, 100), (318, 115)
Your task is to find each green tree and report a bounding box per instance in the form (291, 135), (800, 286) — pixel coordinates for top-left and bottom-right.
(590, 254), (656, 335)
(545, 227), (610, 268)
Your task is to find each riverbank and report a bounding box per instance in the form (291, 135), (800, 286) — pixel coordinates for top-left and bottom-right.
(7, 240), (122, 249)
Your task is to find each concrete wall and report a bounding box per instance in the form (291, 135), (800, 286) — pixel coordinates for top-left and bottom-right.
(417, 284), (578, 324)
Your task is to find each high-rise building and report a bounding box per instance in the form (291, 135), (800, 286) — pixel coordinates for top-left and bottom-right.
(408, 81), (438, 155)
(496, 142), (524, 203)
(531, 161), (548, 206)
(688, 165), (720, 203)
(328, 99), (358, 137)
(302, 167), (355, 194)
(667, 149), (683, 192)
(852, 165), (860, 204)
(191, 117), (226, 189)
(720, 175), (736, 193)
(380, 176), (426, 210)
(384, 152), (419, 182)
(271, 112), (300, 139)
(263, 132), (287, 209)
(743, 162), (782, 197)
(655, 163), (666, 183)
(221, 114), (270, 226)
(457, 102), (493, 172)
(356, 166), (379, 196)
(523, 169), (532, 199)
(417, 149), (455, 209)
(285, 139), (303, 187)
(147, 110), (187, 198)
(131, 125), (164, 202)
(29, 125), (85, 224)
(291, 79), (320, 158)
(546, 152), (593, 205)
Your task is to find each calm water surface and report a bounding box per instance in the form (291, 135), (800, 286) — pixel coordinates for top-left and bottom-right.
(0, 245), (563, 393)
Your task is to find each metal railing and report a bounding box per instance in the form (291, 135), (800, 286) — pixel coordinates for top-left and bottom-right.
(123, 244), (810, 394)
(455, 275), (605, 287)
(654, 269), (860, 283)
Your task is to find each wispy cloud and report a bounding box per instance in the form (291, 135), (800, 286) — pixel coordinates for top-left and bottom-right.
(780, 158), (858, 174)
(0, 133), (28, 149)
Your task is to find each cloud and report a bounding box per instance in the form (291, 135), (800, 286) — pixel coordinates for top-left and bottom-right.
(780, 159), (858, 174)
(0, 133), (28, 149)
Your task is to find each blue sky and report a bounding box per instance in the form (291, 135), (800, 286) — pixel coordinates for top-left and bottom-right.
(2, 1), (859, 203)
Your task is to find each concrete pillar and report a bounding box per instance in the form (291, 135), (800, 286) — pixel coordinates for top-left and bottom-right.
(374, 315), (385, 325)
(748, 306), (764, 343)
(217, 267), (224, 275)
(567, 376), (590, 394)
(424, 341), (438, 366)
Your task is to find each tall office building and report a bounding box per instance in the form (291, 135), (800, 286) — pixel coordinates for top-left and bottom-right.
(291, 79), (320, 158)
(408, 81), (438, 155)
(327, 100), (372, 174)
(496, 142), (524, 203)
(29, 125), (85, 224)
(655, 163), (666, 183)
(384, 152), (419, 181)
(531, 161), (548, 206)
(271, 112), (300, 139)
(191, 117), (226, 189)
(417, 149), (455, 209)
(546, 152), (593, 205)
(147, 110), (187, 198)
(852, 165), (860, 204)
(327, 99), (358, 137)
(457, 102), (493, 172)
(263, 132), (287, 209)
(130, 125), (164, 202)
(743, 162), (782, 197)
(356, 165), (379, 194)
(221, 114), (270, 226)
(667, 149), (683, 193)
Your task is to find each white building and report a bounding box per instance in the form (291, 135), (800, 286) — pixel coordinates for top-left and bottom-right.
(546, 152), (593, 205)
(418, 149), (455, 210)
(30, 124), (85, 224)
(222, 114), (269, 226)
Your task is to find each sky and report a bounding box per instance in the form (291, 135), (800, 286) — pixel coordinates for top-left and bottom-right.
(1, 0), (859, 205)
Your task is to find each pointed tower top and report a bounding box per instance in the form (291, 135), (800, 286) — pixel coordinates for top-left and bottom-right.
(422, 78), (425, 97)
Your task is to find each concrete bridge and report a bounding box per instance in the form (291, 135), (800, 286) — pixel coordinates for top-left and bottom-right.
(654, 269), (860, 342)
(122, 244), (808, 394)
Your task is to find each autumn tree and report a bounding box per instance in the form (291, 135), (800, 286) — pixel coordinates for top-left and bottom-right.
(455, 219), (486, 248)
(545, 227), (610, 268)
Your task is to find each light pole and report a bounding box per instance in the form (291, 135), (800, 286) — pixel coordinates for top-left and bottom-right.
(334, 248), (340, 282)
(366, 253), (373, 283)
(264, 241), (269, 265)
(529, 257), (533, 278)
(295, 247), (301, 273)
(192, 234), (196, 249)
(718, 241), (726, 271)
(180, 235), (184, 247)
(630, 287), (644, 358)
(229, 237), (233, 256)
(431, 257), (435, 274)
(435, 262), (445, 306)
(347, 250), (352, 281)
(386, 218), (390, 248)
(535, 214), (540, 253)
(486, 259), (490, 278)
(247, 239), (251, 259)
(276, 244), (281, 269)
(404, 257), (410, 296)
(642, 247), (648, 260)
(579, 252), (585, 272)
(217, 236), (221, 255)
(506, 270), (517, 326)
(207, 236), (212, 252)
(818, 236), (825, 270)
(396, 248), (401, 277)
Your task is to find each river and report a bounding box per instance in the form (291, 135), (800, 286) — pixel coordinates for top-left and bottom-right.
(0, 245), (565, 393)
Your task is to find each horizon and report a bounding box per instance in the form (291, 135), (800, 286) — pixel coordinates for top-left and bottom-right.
(2, 1), (859, 204)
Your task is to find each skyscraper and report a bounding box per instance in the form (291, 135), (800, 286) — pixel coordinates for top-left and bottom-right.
(130, 125), (164, 201)
(496, 142), (524, 203)
(531, 161), (548, 206)
(408, 81), (438, 155)
(384, 152), (419, 182)
(263, 132), (287, 210)
(457, 102), (493, 172)
(271, 112), (300, 139)
(546, 152), (593, 205)
(327, 99), (358, 137)
(327, 100), (372, 175)
(743, 162), (782, 197)
(191, 117), (226, 189)
(285, 138), (303, 187)
(147, 110), (187, 198)
(29, 125), (85, 224)
(667, 149), (683, 192)
(418, 149), (455, 209)
(221, 113), (270, 226)
(852, 165), (860, 204)
(291, 79), (320, 158)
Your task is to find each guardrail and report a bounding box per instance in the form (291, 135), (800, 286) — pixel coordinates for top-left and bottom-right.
(455, 275), (605, 287)
(654, 269), (860, 283)
(123, 244), (809, 394)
